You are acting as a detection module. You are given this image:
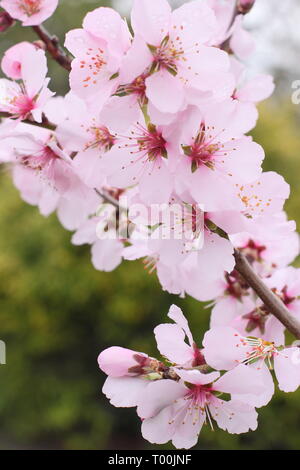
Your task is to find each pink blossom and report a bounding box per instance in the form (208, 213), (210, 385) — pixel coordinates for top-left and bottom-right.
(0, 46), (53, 122)
(120, 0), (234, 115)
(0, 0), (59, 26)
(98, 346), (149, 378)
(154, 305), (205, 366)
(1, 0), (299, 450)
(72, 214), (124, 272)
(65, 7), (131, 108)
(229, 15), (256, 59)
(233, 172), (290, 217)
(13, 163), (59, 215)
(138, 366), (261, 449)
(210, 291), (285, 346)
(227, 57), (275, 133)
(3, 132), (79, 194)
(1, 42), (36, 80)
(99, 347), (163, 408)
(101, 116), (173, 204)
(55, 190), (99, 232)
(173, 104), (264, 210)
(56, 92), (114, 188)
(264, 267), (300, 317)
(203, 326), (300, 393)
(230, 214), (299, 274)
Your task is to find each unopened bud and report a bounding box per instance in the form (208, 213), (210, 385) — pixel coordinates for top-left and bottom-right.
(0, 11), (15, 32)
(237, 0), (256, 15)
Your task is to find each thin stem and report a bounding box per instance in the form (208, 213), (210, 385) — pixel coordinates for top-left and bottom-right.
(32, 24), (72, 72)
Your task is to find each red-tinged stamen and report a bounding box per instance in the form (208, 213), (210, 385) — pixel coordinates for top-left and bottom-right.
(239, 239), (267, 264)
(84, 124), (115, 152)
(225, 271), (249, 300)
(3, 88), (35, 120)
(115, 75), (147, 105)
(243, 305), (269, 334)
(233, 333), (289, 370)
(150, 35), (184, 74)
(116, 123), (167, 185)
(182, 124), (237, 172)
(19, 144), (59, 171)
(167, 381), (235, 431)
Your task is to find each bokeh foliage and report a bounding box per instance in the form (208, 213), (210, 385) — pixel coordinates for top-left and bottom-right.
(0, 0), (300, 450)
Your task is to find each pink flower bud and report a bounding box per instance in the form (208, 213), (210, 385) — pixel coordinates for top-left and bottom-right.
(0, 11), (14, 32)
(98, 346), (148, 377)
(237, 0), (256, 14)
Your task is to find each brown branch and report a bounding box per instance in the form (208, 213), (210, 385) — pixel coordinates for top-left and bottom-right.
(234, 249), (300, 339)
(32, 24), (72, 72)
(0, 112), (57, 131)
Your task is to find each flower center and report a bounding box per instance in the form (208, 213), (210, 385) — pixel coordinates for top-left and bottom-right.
(115, 75), (147, 105)
(19, 0), (42, 16)
(243, 305), (269, 334)
(85, 125), (115, 152)
(149, 35), (184, 76)
(182, 125), (222, 172)
(126, 123), (167, 162)
(20, 145), (58, 171)
(183, 384), (215, 428)
(240, 239), (266, 263)
(236, 335), (278, 367)
(270, 285), (296, 307)
(9, 93), (34, 119)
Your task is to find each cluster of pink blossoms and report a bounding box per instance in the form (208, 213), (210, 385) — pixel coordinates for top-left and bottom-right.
(0, 0), (299, 449)
(99, 304), (300, 448)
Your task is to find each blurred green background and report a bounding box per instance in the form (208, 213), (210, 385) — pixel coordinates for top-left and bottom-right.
(1, 0), (300, 450)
